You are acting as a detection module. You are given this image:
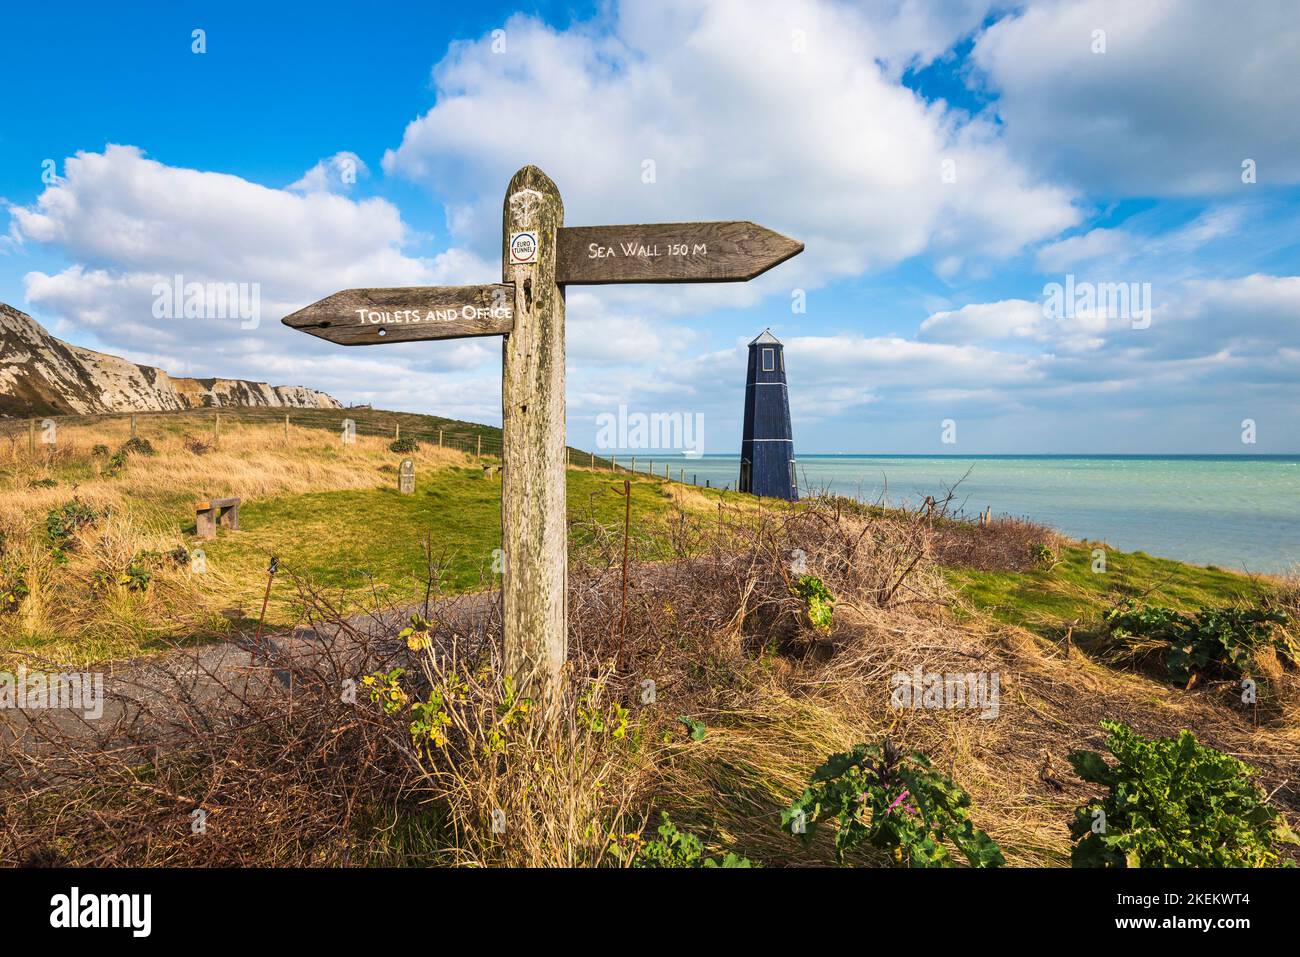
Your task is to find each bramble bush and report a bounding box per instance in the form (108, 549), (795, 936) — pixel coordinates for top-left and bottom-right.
(1104, 600), (1292, 685)
(1069, 720), (1297, 868)
(783, 738), (1004, 867)
(120, 436), (157, 457)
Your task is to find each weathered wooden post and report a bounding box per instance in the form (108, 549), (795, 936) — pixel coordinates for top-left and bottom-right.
(281, 164), (801, 704)
(27, 420), (35, 456)
(130, 414), (137, 437)
(501, 166), (567, 703)
(395, 424), (401, 442)
(213, 412), (220, 448)
(284, 413), (290, 441)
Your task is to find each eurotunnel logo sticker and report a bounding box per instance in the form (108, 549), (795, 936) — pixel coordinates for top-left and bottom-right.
(509, 231), (538, 264)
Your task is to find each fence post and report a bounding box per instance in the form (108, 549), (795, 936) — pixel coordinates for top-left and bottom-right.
(28, 419), (35, 456)
(590, 452), (594, 468)
(213, 413), (220, 448)
(438, 429), (443, 447)
(477, 434), (482, 457)
(130, 414), (136, 437)
(285, 413), (290, 441)
(395, 424), (400, 442)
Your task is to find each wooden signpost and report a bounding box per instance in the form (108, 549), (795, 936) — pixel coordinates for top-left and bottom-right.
(283, 166), (802, 703)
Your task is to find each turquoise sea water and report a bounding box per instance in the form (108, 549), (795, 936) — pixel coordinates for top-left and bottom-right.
(648, 455), (1300, 574)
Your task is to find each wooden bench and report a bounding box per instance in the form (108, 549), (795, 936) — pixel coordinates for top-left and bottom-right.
(196, 497), (241, 539)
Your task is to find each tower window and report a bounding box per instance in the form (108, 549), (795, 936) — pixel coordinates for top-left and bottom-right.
(780, 351), (785, 372)
(789, 459), (797, 488)
(762, 348), (774, 371)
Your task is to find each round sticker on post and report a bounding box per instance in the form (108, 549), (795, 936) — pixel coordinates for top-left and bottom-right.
(509, 231), (538, 265)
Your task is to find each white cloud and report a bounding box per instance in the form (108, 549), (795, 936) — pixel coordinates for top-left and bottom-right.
(382, 0), (1079, 302)
(6, 145), (499, 402)
(1034, 227), (1131, 273)
(918, 298), (1044, 343)
(970, 0), (1300, 195)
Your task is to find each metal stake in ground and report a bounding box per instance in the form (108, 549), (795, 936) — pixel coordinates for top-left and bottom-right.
(254, 555), (279, 649)
(613, 479), (631, 668)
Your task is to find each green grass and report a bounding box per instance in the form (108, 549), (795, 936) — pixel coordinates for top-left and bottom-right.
(946, 542), (1273, 638)
(200, 467), (684, 620)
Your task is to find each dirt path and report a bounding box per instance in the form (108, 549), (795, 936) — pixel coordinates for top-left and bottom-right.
(1, 591), (499, 754)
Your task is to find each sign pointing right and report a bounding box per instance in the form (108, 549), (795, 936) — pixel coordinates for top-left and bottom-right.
(556, 221), (803, 285)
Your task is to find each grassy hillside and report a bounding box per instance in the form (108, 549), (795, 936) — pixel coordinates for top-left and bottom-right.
(2, 410), (1297, 868)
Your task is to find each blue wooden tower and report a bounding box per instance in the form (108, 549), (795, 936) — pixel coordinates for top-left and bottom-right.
(739, 328), (797, 500)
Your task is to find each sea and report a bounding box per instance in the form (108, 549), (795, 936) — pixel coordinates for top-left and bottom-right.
(643, 454), (1300, 575)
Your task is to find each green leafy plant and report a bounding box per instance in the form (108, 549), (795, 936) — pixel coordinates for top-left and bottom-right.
(1030, 542), (1057, 567)
(398, 613), (433, 651)
(362, 667), (408, 715)
(28, 477), (58, 489)
(677, 716), (707, 741)
(0, 568), (29, 614)
(120, 436), (157, 457)
(118, 563), (152, 592)
(91, 444), (110, 457)
(1069, 720), (1297, 868)
(134, 546), (189, 569)
(611, 814), (753, 868)
(792, 574), (835, 632)
(1105, 600), (1292, 685)
(101, 450), (129, 477)
(409, 674), (467, 751)
(44, 499), (103, 559)
(389, 437), (419, 454)
(783, 738), (1004, 867)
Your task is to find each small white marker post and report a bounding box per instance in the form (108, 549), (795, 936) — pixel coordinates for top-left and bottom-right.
(282, 165), (802, 705)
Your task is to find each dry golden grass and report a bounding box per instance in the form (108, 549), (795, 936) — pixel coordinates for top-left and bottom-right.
(3, 419), (1296, 868)
(0, 418), (472, 662)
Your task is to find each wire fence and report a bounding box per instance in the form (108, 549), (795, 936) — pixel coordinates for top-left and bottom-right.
(0, 408), (724, 487)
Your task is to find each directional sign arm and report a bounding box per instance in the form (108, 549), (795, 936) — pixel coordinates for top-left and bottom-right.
(555, 221), (803, 285)
(281, 284), (514, 346)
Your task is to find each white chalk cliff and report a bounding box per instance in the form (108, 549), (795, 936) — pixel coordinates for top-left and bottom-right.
(0, 303), (340, 416)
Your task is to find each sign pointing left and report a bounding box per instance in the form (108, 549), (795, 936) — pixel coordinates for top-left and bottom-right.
(282, 283), (514, 346)
(280, 164), (802, 707)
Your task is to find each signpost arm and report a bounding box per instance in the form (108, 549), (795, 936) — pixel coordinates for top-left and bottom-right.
(501, 165), (567, 706)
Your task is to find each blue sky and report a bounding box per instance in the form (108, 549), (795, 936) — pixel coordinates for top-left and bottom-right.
(3, 0), (1298, 454)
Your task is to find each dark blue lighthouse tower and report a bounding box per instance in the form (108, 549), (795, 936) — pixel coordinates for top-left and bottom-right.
(739, 329), (797, 500)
